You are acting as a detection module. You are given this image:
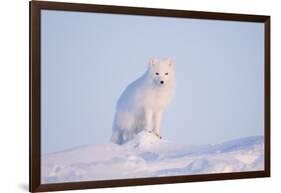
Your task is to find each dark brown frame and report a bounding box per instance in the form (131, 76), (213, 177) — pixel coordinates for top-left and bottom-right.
(30, 1), (270, 192)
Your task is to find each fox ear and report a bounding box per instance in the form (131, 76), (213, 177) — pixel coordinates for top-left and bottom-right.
(149, 58), (158, 68)
(166, 58), (175, 67)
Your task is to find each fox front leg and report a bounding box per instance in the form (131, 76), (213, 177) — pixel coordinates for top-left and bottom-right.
(153, 111), (163, 139)
(144, 108), (153, 132)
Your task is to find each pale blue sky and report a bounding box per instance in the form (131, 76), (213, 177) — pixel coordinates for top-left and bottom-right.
(41, 10), (264, 154)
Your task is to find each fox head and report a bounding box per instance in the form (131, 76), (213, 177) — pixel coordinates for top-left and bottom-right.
(147, 58), (175, 87)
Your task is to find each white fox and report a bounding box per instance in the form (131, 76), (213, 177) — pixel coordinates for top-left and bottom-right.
(111, 58), (176, 145)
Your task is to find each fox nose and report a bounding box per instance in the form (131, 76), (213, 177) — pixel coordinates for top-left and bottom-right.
(160, 80), (164, 84)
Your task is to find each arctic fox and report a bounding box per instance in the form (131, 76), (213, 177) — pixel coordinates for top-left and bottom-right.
(111, 58), (175, 145)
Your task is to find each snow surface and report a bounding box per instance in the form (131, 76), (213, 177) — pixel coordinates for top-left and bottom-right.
(41, 131), (264, 184)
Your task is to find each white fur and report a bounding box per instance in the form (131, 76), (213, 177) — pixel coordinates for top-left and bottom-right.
(111, 58), (176, 145)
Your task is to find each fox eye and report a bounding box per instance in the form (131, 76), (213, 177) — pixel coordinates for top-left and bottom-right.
(165, 73), (168, 75)
(155, 72), (159, 75)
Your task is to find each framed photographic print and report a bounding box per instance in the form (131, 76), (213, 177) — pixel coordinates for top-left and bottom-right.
(29, 1), (270, 192)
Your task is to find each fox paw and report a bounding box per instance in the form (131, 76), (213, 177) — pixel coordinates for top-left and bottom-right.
(154, 132), (162, 139)
(146, 130), (162, 139)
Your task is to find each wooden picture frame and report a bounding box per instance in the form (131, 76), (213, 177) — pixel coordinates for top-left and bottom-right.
(30, 1), (270, 192)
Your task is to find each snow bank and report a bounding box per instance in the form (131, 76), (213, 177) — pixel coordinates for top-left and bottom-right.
(41, 131), (264, 184)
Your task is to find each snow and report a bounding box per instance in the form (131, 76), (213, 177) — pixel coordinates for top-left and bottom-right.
(41, 131), (264, 184)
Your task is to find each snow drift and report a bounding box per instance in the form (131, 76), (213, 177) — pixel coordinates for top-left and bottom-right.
(41, 131), (264, 184)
